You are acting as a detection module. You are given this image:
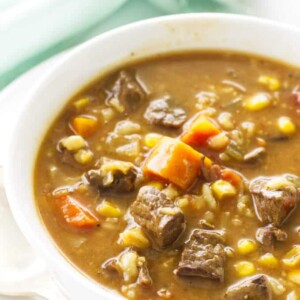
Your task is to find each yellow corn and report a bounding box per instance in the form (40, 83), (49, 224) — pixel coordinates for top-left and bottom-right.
(119, 227), (150, 248)
(96, 200), (123, 218)
(277, 116), (296, 136)
(258, 253), (279, 268)
(73, 97), (89, 110)
(234, 261), (256, 277)
(176, 197), (189, 209)
(243, 93), (271, 111)
(237, 239), (257, 255)
(144, 133), (163, 148)
(146, 181), (164, 190)
(73, 149), (93, 164)
(211, 180), (237, 201)
(258, 75), (281, 91)
(283, 246), (300, 268)
(288, 270), (300, 286)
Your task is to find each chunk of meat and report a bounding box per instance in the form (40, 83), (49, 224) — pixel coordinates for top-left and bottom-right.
(137, 259), (153, 287)
(110, 70), (146, 110)
(249, 175), (300, 226)
(224, 274), (272, 300)
(256, 225), (287, 249)
(130, 186), (185, 248)
(144, 97), (187, 129)
(176, 229), (226, 282)
(84, 157), (137, 193)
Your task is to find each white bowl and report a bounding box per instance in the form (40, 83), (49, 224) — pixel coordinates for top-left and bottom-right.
(4, 13), (300, 300)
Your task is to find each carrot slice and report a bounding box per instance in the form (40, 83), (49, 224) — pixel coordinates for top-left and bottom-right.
(143, 137), (203, 189)
(181, 115), (221, 147)
(55, 194), (99, 229)
(220, 168), (243, 187)
(70, 116), (98, 137)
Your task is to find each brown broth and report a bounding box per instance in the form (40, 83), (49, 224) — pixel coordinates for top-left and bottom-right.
(35, 52), (300, 299)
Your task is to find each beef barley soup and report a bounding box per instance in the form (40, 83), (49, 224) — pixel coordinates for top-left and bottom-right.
(35, 52), (300, 299)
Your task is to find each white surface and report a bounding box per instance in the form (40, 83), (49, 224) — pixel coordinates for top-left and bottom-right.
(4, 13), (300, 300)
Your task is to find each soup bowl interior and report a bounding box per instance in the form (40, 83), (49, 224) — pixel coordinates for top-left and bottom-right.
(4, 13), (300, 300)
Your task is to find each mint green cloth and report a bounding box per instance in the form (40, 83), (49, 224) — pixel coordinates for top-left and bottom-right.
(0, 0), (245, 90)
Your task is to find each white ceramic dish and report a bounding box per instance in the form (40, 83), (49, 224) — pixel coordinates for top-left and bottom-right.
(4, 13), (300, 300)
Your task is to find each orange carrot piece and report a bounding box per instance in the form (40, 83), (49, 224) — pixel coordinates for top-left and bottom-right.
(181, 115), (221, 147)
(70, 116), (98, 137)
(221, 168), (242, 187)
(56, 194), (99, 229)
(143, 137), (203, 189)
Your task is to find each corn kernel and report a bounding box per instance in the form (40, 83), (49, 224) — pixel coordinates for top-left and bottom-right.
(144, 133), (163, 148)
(211, 180), (237, 201)
(119, 227), (150, 248)
(258, 253), (279, 268)
(73, 149), (93, 164)
(73, 97), (89, 110)
(96, 200), (123, 218)
(234, 261), (256, 277)
(176, 197), (189, 209)
(277, 116), (296, 136)
(283, 245), (300, 268)
(243, 93), (271, 111)
(258, 75), (281, 91)
(288, 270), (300, 285)
(146, 181), (164, 190)
(237, 239), (257, 255)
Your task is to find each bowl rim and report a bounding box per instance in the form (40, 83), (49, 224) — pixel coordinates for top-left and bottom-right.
(4, 12), (300, 298)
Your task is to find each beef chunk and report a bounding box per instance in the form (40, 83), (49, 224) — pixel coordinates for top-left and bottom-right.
(111, 70), (146, 110)
(137, 260), (152, 287)
(224, 274), (272, 300)
(144, 97), (187, 129)
(130, 186), (185, 247)
(176, 229), (226, 282)
(84, 158), (137, 193)
(256, 225), (287, 249)
(249, 175), (300, 226)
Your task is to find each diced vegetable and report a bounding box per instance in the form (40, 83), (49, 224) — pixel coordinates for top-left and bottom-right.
(161, 184), (180, 200)
(202, 183), (217, 210)
(237, 239), (257, 255)
(258, 253), (279, 268)
(55, 194), (99, 229)
(114, 120), (141, 135)
(144, 133), (163, 148)
(118, 251), (139, 282)
(283, 245), (300, 268)
(70, 116), (98, 137)
(59, 135), (86, 151)
(220, 169), (242, 187)
(146, 181), (164, 190)
(277, 116), (296, 136)
(207, 132), (229, 150)
(217, 112), (234, 130)
(243, 93), (271, 111)
(234, 261), (256, 277)
(101, 107), (115, 122)
(211, 180), (237, 201)
(288, 270), (300, 285)
(73, 149), (93, 164)
(119, 227), (150, 248)
(181, 115), (221, 147)
(258, 75), (281, 91)
(96, 200), (123, 218)
(143, 137), (202, 189)
(73, 97), (89, 110)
